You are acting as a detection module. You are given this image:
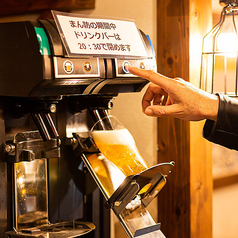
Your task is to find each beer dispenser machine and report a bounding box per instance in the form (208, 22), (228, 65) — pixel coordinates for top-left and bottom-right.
(0, 11), (174, 238)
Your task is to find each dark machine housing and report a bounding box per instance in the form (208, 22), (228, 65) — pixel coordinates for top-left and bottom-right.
(0, 18), (172, 238)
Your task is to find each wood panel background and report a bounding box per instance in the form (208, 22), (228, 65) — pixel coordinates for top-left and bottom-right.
(0, 0), (95, 17)
(156, 0), (213, 237)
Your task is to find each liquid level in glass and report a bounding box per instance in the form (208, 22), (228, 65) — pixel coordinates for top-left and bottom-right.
(92, 128), (149, 176)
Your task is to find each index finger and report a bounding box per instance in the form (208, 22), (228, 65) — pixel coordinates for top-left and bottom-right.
(128, 66), (171, 91)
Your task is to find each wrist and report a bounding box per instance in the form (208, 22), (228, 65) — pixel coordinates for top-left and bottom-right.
(205, 94), (219, 121)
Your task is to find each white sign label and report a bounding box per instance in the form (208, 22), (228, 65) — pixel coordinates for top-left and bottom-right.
(52, 11), (148, 57)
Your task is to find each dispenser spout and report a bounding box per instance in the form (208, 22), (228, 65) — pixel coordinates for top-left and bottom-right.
(31, 112), (59, 141)
(90, 109), (114, 130)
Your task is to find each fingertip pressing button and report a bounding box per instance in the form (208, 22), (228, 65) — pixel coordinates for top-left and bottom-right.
(122, 61), (131, 73)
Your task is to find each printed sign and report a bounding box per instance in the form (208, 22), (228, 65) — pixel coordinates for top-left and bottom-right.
(52, 11), (148, 57)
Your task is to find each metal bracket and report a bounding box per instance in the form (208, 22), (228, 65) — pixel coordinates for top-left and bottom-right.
(106, 162), (174, 215)
(5, 131), (61, 163)
(68, 133), (99, 156)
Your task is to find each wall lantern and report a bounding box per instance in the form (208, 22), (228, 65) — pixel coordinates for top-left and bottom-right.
(200, 0), (238, 96)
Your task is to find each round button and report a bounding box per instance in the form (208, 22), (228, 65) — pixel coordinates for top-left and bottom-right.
(84, 61), (92, 72)
(139, 62), (145, 69)
(63, 60), (74, 74)
(122, 61), (131, 73)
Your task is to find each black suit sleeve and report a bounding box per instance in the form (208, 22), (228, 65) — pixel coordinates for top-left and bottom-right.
(203, 94), (238, 150)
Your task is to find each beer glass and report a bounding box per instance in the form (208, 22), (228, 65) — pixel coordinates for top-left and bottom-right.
(90, 115), (149, 176)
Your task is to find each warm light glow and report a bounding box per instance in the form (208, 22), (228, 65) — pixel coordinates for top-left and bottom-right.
(18, 176), (24, 185)
(138, 183), (151, 194)
(217, 32), (238, 54)
(200, 5), (238, 96)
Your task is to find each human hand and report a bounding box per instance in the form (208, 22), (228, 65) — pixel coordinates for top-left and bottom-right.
(128, 66), (219, 121)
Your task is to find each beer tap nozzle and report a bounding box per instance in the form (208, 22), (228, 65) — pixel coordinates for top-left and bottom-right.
(90, 109), (113, 130)
(31, 112), (59, 142)
(31, 113), (52, 141)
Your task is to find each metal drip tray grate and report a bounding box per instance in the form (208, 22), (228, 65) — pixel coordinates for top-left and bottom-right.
(6, 220), (95, 238)
(39, 221), (94, 232)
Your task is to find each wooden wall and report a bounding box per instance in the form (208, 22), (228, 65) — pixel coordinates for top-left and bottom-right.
(156, 1), (213, 237)
(0, 0), (95, 17)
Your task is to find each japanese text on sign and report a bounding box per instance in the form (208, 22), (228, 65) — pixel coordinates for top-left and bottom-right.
(52, 11), (148, 57)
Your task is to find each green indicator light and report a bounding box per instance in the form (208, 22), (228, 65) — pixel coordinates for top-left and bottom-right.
(34, 27), (51, 55)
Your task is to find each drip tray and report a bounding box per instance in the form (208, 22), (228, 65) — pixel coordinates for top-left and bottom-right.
(6, 221), (95, 238)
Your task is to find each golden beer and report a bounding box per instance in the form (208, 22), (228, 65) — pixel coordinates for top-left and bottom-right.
(91, 128), (149, 176)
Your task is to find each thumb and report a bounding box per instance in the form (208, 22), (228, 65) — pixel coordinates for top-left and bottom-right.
(144, 104), (181, 117)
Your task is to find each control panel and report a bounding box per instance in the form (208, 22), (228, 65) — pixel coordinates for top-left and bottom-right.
(54, 57), (101, 78)
(116, 58), (157, 77)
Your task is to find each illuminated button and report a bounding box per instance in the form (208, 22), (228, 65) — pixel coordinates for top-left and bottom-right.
(63, 60), (74, 74)
(84, 61), (92, 72)
(122, 61), (131, 73)
(139, 62), (145, 69)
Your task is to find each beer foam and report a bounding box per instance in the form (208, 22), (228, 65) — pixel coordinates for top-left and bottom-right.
(92, 128), (149, 175)
(92, 128), (135, 145)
